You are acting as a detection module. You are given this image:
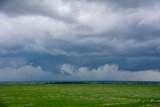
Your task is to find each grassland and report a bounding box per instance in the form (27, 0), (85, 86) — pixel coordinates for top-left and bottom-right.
(0, 84), (160, 107)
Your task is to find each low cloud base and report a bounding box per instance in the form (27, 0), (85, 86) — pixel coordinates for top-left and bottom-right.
(0, 64), (160, 82)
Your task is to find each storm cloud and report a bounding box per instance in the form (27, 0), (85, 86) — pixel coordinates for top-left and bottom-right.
(0, 0), (160, 81)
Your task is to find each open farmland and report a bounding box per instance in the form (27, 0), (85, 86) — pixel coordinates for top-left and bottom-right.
(0, 84), (160, 107)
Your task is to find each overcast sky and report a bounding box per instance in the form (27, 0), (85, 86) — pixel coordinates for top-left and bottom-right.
(0, 0), (160, 81)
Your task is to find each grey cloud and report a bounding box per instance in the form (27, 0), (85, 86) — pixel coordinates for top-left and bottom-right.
(0, 0), (160, 57)
(100, 0), (159, 8)
(0, 57), (27, 68)
(0, 0), (160, 81)
(0, 0), (76, 23)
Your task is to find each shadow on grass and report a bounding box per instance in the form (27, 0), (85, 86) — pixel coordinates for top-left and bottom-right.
(0, 98), (7, 107)
(108, 101), (160, 107)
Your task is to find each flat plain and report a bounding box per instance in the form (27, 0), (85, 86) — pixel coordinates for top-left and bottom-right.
(0, 84), (160, 107)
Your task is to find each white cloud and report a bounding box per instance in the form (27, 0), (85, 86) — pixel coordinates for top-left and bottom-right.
(0, 65), (55, 81)
(0, 64), (160, 82)
(60, 64), (160, 81)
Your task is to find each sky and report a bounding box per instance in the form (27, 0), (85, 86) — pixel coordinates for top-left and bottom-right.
(0, 0), (160, 81)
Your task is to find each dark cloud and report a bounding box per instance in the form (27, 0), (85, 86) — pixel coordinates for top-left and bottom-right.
(0, 0), (76, 23)
(0, 0), (160, 81)
(101, 0), (159, 8)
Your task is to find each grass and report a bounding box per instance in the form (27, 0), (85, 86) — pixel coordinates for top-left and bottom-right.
(0, 84), (160, 107)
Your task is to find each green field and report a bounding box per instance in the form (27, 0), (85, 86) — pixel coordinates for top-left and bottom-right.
(0, 84), (160, 107)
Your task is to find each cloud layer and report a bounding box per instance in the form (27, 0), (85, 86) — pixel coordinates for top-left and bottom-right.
(60, 64), (160, 81)
(0, 65), (54, 81)
(0, 0), (160, 81)
(0, 64), (160, 82)
(0, 0), (160, 56)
